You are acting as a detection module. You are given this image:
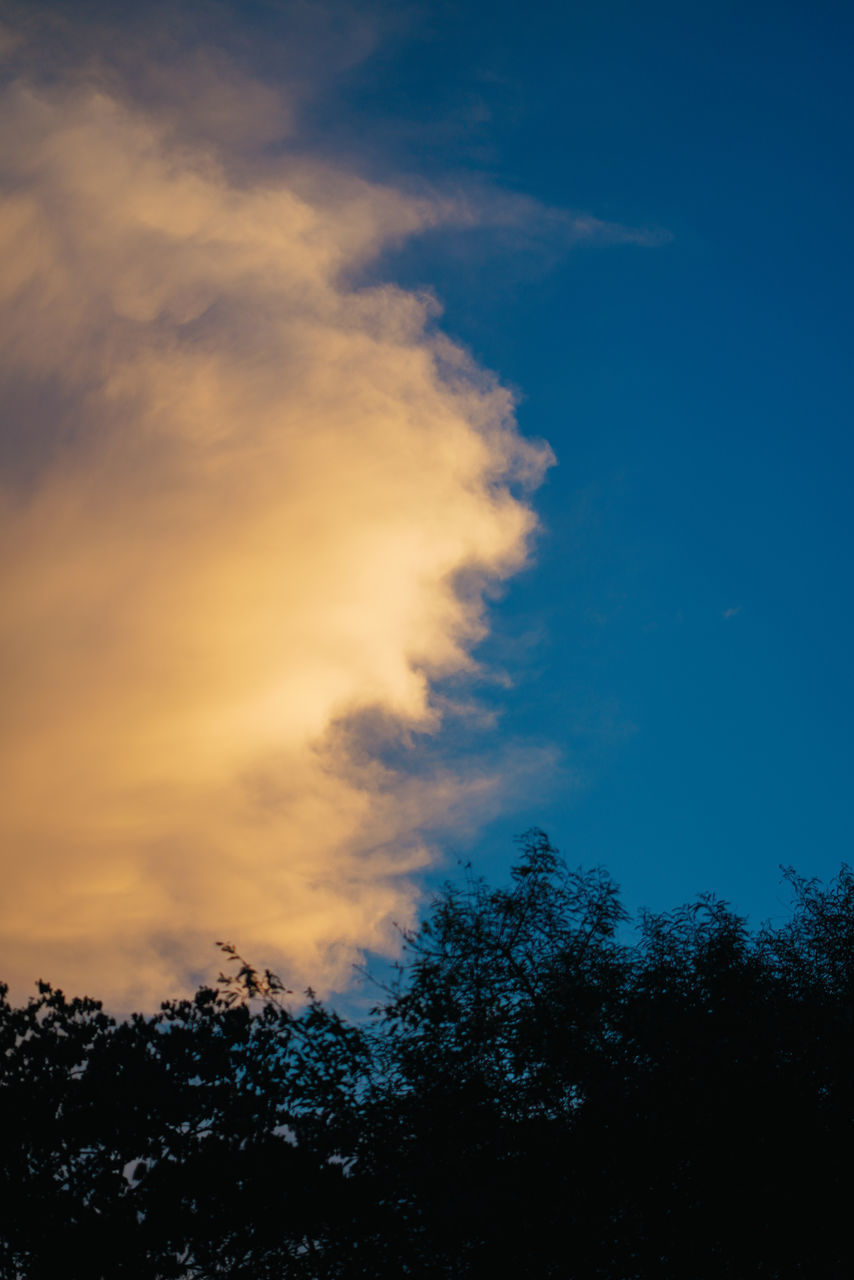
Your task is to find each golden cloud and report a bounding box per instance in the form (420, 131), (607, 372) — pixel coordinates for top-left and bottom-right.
(0, 62), (552, 1007)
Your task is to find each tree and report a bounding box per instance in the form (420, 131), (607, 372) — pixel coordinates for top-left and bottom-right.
(0, 957), (369, 1278)
(360, 836), (854, 1278)
(1, 833), (852, 1277)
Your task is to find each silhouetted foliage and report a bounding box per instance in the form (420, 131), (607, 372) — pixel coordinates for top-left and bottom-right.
(2, 831), (852, 1277)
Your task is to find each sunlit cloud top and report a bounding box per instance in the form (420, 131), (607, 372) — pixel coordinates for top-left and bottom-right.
(0, 11), (553, 1006)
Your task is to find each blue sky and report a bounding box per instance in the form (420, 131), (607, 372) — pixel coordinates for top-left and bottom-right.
(2, 0), (852, 1003)
(323, 0), (854, 923)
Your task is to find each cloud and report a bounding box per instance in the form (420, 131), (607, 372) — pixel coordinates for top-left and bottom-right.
(0, 32), (554, 1007)
(479, 192), (672, 249)
(723, 606), (742, 619)
(398, 183), (672, 261)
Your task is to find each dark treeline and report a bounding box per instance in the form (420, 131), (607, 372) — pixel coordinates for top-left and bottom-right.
(2, 830), (852, 1278)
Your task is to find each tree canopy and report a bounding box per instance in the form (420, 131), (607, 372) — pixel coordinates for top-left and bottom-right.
(2, 831), (852, 1278)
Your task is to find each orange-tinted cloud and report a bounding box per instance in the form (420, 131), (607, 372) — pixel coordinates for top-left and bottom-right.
(0, 45), (551, 1006)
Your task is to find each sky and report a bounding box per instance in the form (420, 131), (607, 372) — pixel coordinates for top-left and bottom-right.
(1, 0), (852, 1007)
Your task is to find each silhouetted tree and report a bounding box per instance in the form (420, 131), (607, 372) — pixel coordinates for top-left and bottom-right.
(0, 957), (369, 1277)
(1, 831), (852, 1277)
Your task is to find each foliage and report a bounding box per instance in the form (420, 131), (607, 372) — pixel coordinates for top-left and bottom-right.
(1, 831), (852, 1277)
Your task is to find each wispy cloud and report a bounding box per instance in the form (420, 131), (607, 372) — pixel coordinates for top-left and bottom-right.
(723, 606), (742, 619)
(412, 184), (672, 252)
